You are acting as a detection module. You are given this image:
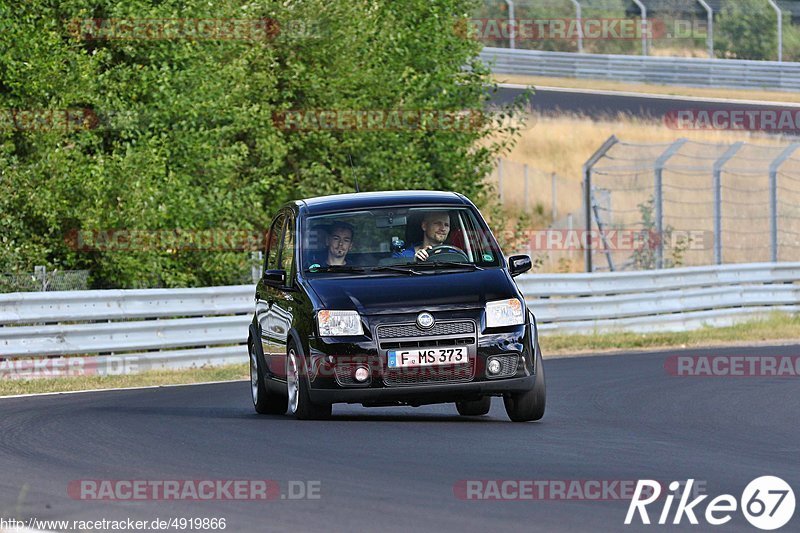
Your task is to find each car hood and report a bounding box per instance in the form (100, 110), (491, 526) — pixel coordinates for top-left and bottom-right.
(305, 268), (519, 315)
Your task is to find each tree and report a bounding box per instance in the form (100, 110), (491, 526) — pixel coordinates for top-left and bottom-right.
(0, 0), (526, 288)
(716, 0), (780, 60)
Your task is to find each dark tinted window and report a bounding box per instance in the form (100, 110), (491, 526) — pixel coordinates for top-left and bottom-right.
(279, 214), (295, 276)
(265, 214), (285, 271)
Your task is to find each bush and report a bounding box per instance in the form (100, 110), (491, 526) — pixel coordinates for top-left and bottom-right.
(0, 0), (526, 288)
(716, 0), (780, 60)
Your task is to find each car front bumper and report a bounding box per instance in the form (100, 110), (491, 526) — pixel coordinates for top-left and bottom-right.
(305, 309), (539, 406)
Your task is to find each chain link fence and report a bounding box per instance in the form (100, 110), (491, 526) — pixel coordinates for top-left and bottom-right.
(488, 159), (586, 272)
(585, 136), (800, 272)
(0, 266), (90, 293)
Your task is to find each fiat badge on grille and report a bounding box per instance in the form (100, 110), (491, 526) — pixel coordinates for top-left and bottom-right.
(416, 312), (434, 329)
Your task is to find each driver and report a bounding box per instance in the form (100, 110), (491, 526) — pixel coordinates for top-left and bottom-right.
(315, 221), (354, 266)
(394, 211), (451, 261)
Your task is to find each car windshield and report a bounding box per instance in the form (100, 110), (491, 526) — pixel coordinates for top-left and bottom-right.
(301, 206), (503, 273)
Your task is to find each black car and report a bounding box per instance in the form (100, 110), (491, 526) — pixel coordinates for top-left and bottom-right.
(248, 190), (545, 422)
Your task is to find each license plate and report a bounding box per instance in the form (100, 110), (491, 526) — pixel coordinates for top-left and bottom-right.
(387, 347), (468, 368)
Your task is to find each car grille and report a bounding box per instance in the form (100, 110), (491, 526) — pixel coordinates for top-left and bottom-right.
(488, 354), (520, 379)
(377, 321), (475, 339)
(379, 336), (473, 351)
(384, 360), (476, 386)
(376, 319), (478, 386)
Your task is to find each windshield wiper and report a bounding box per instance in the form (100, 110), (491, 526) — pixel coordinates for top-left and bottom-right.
(305, 265), (366, 273)
(370, 265), (423, 276)
(407, 261), (484, 271)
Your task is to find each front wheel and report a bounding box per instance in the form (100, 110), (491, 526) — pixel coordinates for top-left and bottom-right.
(504, 343), (546, 422)
(286, 344), (332, 420)
(249, 338), (288, 415)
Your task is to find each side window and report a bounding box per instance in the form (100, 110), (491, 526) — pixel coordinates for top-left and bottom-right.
(265, 214), (285, 271)
(278, 214), (296, 276)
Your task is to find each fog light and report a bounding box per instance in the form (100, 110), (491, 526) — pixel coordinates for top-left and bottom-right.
(354, 366), (370, 383)
(487, 358), (502, 375)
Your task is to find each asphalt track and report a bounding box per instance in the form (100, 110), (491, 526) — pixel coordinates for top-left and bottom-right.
(491, 85), (800, 123)
(1, 344), (798, 532)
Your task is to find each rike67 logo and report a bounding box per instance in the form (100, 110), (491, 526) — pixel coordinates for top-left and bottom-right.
(626, 477), (795, 530)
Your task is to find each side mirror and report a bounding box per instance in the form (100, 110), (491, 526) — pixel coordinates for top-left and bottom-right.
(508, 255), (532, 278)
(263, 269), (286, 285)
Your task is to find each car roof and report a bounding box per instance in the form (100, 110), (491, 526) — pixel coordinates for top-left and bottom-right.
(294, 190), (470, 215)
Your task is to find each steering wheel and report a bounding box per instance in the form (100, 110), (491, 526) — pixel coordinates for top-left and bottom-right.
(419, 244), (470, 262)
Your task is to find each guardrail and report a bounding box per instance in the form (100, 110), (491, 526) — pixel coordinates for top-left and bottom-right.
(0, 286), (253, 376)
(0, 263), (797, 376)
(521, 262), (800, 334)
(480, 47), (800, 92)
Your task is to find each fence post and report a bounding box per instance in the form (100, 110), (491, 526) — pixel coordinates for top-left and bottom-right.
(767, 0), (783, 62)
(582, 135), (619, 272)
(697, 0), (714, 58)
(712, 142), (744, 265)
(654, 139), (688, 269)
(569, 0), (584, 53)
(251, 251), (263, 284)
(34, 265), (46, 291)
(504, 0), (515, 50)
(632, 0), (648, 55)
(769, 143), (800, 262)
(551, 172), (557, 222)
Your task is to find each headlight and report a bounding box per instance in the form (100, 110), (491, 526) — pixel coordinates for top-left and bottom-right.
(317, 310), (364, 336)
(486, 298), (525, 328)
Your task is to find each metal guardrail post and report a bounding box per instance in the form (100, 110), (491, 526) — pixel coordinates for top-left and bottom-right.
(697, 0), (714, 58)
(713, 142), (744, 265)
(769, 143), (800, 262)
(631, 0), (648, 55)
(767, 0), (783, 62)
(582, 135), (619, 272)
(569, 0), (584, 53)
(654, 139), (688, 269)
(504, 0), (515, 49)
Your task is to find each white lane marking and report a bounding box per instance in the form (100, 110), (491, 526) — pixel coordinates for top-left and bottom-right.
(0, 379), (247, 400)
(496, 82), (800, 108)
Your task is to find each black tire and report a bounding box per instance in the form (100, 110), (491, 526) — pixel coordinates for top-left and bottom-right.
(249, 337), (288, 415)
(287, 342), (332, 420)
(456, 396), (492, 416)
(503, 343), (546, 422)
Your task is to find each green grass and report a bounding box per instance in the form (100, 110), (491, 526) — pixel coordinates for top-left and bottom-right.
(0, 364), (249, 397)
(542, 313), (800, 355)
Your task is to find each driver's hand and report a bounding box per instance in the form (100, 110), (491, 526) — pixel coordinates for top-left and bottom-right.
(415, 246), (431, 262)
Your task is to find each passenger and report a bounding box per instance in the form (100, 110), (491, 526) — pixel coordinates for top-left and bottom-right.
(394, 211), (450, 262)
